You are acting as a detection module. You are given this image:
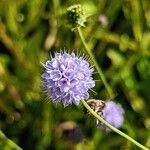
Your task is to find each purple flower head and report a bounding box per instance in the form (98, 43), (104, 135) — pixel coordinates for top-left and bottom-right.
(41, 52), (95, 107)
(97, 101), (124, 132)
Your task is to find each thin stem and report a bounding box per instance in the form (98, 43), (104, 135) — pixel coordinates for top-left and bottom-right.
(0, 130), (22, 150)
(77, 27), (114, 98)
(81, 100), (149, 150)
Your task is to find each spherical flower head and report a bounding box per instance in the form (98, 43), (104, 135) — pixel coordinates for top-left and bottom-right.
(97, 101), (124, 132)
(67, 4), (87, 28)
(41, 52), (95, 107)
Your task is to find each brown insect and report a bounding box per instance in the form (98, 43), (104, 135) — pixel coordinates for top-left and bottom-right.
(87, 99), (105, 114)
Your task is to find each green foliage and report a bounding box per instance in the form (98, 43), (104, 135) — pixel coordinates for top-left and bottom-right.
(0, 0), (150, 149)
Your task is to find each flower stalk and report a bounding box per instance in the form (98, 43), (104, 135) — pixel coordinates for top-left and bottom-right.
(77, 27), (149, 150)
(77, 27), (114, 98)
(81, 100), (149, 150)
(0, 130), (22, 150)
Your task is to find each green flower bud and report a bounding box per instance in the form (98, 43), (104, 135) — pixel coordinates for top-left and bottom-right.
(67, 4), (87, 28)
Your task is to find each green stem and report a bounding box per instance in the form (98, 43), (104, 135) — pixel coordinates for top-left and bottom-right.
(0, 130), (22, 150)
(77, 23), (149, 150)
(81, 100), (149, 150)
(77, 27), (114, 98)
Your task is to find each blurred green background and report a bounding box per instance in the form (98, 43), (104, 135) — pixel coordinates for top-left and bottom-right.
(0, 0), (150, 150)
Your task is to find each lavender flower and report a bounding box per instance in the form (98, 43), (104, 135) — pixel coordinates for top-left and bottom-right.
(97, 101), (124, 132)
(41, 52), (95, 107)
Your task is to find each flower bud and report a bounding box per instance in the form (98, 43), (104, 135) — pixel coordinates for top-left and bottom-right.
(67, 4), (87, 28)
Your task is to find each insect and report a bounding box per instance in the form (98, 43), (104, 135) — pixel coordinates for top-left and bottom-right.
(87, 99), (105, 115)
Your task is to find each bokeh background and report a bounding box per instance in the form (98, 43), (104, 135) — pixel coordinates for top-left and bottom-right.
(0, 0), (150, 150)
